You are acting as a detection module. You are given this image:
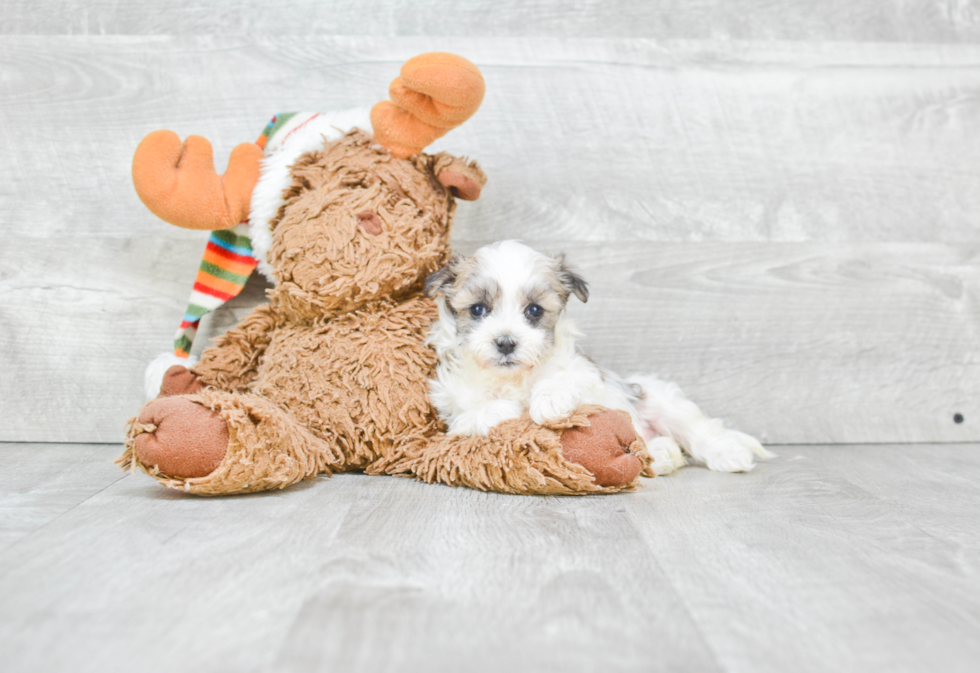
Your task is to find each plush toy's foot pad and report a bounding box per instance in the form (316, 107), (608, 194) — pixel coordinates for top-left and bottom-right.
(560, 410), (644, 487)
(159, 365), (206, 397)
(133, 397), (228, 478)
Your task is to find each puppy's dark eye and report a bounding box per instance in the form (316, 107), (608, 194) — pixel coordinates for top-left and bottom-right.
(469, 304), (488, 319)
(525, 304), (543, 320)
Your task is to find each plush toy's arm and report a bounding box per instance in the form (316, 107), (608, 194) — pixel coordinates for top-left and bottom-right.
(390, 406), (652, 495)
(191, 303), (283, 393)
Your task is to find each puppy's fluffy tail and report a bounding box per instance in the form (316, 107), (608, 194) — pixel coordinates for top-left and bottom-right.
(626, 374), (773, 462)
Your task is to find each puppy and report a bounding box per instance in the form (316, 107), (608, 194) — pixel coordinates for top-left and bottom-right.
(424, 240), (771, 474)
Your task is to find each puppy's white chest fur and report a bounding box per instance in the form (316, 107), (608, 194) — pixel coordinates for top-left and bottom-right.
(430, 314), (640, 437)
(428, 347), (534, 437)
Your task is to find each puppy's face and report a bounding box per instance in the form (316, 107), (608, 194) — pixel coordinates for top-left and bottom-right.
(426, 241), (589, 371)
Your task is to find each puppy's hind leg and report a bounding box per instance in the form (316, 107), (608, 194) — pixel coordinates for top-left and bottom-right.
(627, 374), (773, 473)
(597, 369), (685, 475)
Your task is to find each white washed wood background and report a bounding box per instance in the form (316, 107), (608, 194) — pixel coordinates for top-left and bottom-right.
(1, 2), (978, 444)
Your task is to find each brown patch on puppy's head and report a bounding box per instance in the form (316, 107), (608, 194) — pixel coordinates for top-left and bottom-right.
(424, 252), (499, 338)
(551, 254), (589, 304)
(267, 130), (487, 321)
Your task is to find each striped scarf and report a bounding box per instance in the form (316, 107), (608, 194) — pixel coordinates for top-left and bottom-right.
(174, 224), (258, 357)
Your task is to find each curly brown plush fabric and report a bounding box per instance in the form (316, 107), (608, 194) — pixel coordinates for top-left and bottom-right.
(265, 132), (462, 322)
(392, 406), (651, 495)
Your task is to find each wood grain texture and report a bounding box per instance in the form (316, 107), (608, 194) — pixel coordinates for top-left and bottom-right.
(2, 36), (979, 443)
(3, 0), (980, 42)
(540, 241), (980, 446)
(4, 38), (980, 243)
(626, 444), (980, 673)
(3, 238), (975, 444)
(0, 443), (124, 553)
(1, 442), (979, 672)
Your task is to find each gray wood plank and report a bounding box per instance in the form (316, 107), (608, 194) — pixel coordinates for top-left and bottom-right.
(2, 442), (979, 672)
(0, 443), (123, 553)
(3, 36), (980, 443)
(0, 445), (716, 673)
(626, 444), (980, 673)
(4, 38), (980, 243)
(273, 480), (715, 673)
(3, 0), (980, 43)
(542, 241), (980, 446)
(3, 238), (975, 444)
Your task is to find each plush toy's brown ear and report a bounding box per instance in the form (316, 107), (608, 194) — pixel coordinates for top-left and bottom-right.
(432, 154), (487, 201)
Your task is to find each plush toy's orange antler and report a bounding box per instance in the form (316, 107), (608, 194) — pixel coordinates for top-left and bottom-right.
(132, 131), (264, 230)
(371, 52), (485, 158)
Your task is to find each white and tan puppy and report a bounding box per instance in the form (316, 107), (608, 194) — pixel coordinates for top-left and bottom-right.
(424, 240), (771, 474)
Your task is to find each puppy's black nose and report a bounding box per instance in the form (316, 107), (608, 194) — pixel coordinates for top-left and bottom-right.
(494, 336), (517, 355)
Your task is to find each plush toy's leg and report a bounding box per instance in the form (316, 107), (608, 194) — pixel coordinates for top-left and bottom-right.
(119, 388), (345, 495)
(391, 406), (653, 495)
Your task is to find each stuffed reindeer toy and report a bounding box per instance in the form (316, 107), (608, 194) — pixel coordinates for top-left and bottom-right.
(120, 52), (652, 496)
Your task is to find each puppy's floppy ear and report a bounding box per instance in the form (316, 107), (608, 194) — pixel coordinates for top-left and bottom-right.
(555, 253), (589, 303)
(425, 253), (462, 298)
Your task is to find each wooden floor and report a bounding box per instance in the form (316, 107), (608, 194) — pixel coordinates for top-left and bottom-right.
(1, 442), (978, 673)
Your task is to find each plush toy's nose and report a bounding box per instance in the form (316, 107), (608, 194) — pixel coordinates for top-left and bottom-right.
(494, 336), (517, 355)
(357, 211), (383, 235)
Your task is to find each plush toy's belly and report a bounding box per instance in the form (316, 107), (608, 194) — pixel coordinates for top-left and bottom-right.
(253, 295), (441, 468)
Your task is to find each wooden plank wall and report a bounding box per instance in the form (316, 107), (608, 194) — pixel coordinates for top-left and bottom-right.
(1, 2), (977, 444)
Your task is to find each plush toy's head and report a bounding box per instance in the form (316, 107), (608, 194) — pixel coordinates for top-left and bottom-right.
(131, 52), (487, 354)
(265, 129), (486, 320)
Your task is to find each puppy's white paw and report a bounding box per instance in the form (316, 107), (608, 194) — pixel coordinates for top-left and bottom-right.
(646, 436), (686, 476)
(697, 430), (770, 473)
(704, 444), (756, 472)
(529, 389), (580, 425)
(449, 399), (524, 436)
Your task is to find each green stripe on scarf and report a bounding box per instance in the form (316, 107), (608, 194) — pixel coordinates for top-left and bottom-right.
(212, 227), (254, 250)
(264, 112), (299, 143)
(200, 260), (251, 284)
